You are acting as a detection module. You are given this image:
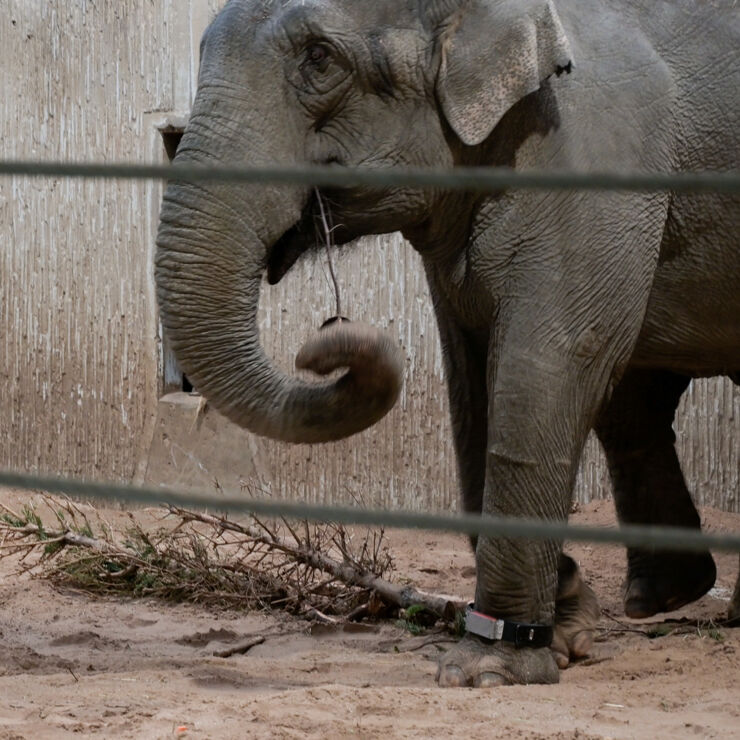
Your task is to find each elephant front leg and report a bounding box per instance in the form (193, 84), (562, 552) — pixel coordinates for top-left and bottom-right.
(431, 286), (599, 672)
(427, 280), (489, 526)
(437, 349), (604, 687)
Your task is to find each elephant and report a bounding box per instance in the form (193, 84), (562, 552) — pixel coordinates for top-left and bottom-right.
(155, 0), (740, 686)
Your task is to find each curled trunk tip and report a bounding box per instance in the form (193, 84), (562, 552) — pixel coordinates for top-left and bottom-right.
(296, 321), (404, 427)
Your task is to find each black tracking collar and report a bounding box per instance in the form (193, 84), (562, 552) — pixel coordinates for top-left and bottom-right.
(465, 604), (553, 649)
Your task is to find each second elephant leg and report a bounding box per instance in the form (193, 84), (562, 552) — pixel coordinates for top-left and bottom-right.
(730, 375), (740, 624)
(595, 368), (716, 618)
(730, 555), (740, 624)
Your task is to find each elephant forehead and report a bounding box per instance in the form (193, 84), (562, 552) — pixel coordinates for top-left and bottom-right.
(206, 0), (432, 85)
(240, 0), (423, 37)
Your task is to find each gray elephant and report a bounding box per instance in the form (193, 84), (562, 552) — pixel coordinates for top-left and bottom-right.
(155, 0), (740, 686)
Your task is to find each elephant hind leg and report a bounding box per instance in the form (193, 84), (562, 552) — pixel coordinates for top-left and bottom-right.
(730, 555), (740, 625)
(595, 368), (716, 619)
(550, 554), (600, 668)
(731, 374), (740, 624)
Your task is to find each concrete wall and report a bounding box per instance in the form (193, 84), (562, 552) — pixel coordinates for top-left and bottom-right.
(0, 0), (221, 481)
(1, 1), (737, 512)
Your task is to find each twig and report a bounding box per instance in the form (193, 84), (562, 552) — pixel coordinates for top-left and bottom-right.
(345, 602), (370, 622)
(100, 563), (139, 580)
(212, 636), (266, 658)
(281, 517), (302, 547)
(303, 606), (339, 624)
(3, 522), (117, 554)
(314, 188), (341, 317)
(397, 635), (459, 652)
(0, 501), (24, 522)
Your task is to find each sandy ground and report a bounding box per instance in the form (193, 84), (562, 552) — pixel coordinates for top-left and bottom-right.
(1, 487), (739, 740)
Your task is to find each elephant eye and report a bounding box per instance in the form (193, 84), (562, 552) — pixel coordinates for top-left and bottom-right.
(304, 42), (331, 71)
(291, 40), (351, 97)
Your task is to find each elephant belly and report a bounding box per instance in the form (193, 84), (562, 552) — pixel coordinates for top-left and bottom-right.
(630, 193), (740, 377)
(633, 291), (740, 376)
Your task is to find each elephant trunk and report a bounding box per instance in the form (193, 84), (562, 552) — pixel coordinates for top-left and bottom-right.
(155, 128), (402, 443)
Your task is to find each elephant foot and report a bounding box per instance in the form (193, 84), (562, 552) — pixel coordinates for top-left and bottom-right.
(624, 551), (716, 619)
(729, 601), (740, 626)
(551, 555), (600, 669)
(436, 555), (600, 687)
(728, 566), (740, 625)
(436, 635), (559, 687)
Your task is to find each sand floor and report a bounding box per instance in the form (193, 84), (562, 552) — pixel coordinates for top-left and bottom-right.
(1, 488), (738, 739)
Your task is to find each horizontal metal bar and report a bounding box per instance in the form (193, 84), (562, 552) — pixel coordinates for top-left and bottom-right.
(1, 160), (739, 193)
(1, 470), (738, 553)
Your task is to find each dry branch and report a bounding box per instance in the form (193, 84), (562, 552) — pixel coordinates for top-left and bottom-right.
(212, 636), (265, 658)
(0, 495), (467, 626)
(4, 523), (116, 553)
(169, 506), (465, 620)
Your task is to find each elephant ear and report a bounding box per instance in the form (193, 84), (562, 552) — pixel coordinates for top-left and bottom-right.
(435, 0), (573, 146)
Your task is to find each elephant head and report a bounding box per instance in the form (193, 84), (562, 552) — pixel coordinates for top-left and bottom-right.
(155, 0), (572, 443)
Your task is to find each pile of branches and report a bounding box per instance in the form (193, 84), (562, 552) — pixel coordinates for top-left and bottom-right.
(0, 494), (463, 625)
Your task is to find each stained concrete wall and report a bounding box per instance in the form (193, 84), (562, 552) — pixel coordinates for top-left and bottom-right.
(1, 1), (737, 512)
(0, 0), (221, 481)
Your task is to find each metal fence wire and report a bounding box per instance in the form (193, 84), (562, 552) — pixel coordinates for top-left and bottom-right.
(2, 158), (739, 554)
(3, 159), (740, 193)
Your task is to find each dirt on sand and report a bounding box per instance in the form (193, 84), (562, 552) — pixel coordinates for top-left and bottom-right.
(1, 486), (738, 739)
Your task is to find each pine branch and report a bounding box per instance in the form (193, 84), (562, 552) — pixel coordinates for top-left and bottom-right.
(168, 506), (465, 620)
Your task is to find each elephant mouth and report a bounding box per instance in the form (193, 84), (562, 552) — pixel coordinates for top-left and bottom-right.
(266, 191), (354, 285)
(266, 198), (316, 285)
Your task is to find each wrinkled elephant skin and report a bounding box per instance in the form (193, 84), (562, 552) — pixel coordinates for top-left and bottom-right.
(155, 0), (740, 686)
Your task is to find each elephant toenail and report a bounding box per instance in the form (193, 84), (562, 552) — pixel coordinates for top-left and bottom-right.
(438, 666), (468, 687)
(572, 631), (593, 656)
(474, 672), (509, 688)
(555, 651), (570, 669)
